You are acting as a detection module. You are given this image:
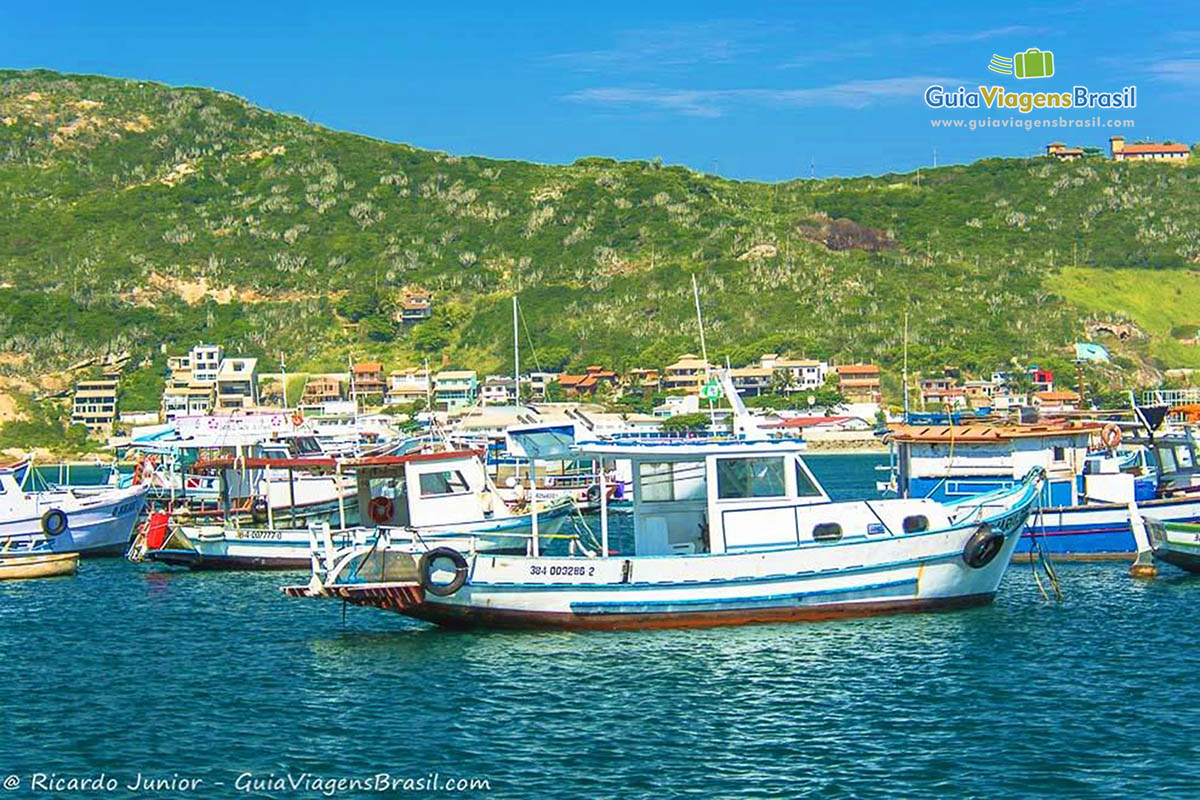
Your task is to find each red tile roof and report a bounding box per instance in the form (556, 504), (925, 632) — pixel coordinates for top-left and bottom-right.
(1121, 143), (1190, 154)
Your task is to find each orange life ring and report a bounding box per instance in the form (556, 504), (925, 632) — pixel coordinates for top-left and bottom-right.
(368, 495), (395, 524)
(1101, 423), (1122, 450)
(291, 412), (304, 427)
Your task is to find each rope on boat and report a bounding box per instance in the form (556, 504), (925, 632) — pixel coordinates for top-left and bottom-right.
(1029, 503), (1063, 602)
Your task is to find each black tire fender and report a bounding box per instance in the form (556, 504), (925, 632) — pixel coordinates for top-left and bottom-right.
(250, 498), (270, 524)
(962, 523), (1005, 569)
(586, 484), (601, 503)
(418, 547), (469, 597)
(41, 508), (69, 537)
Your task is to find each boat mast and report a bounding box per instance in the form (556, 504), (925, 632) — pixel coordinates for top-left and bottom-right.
(692, 274), (714, 424)
(902, 312), (910, 422)
(513, 295), (520, 407)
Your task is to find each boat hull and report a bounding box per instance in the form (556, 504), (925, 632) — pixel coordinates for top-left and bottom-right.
(0, 485), (147, 556)
(148, 504), (572, 571)
(1146, 518), (1200, 574)
(1014, 493), (1200, 558)
(0, 551), (79, 580)
(403, 591), (995, 631)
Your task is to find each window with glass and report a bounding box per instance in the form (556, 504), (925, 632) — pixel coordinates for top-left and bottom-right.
(639, 462), (675, 502)
(637, 461), (707, 502)
(1175, 446), (1195, 470)
(717, 457), (787, 500)
(794, 460), (821, 497)
(418, 470), (471, 497)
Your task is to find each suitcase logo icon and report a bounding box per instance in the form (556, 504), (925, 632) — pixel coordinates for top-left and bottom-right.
(988, 48), (1055, 79)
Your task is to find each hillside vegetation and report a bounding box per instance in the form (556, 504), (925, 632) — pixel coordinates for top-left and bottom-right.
(2, 69), (1199, 402)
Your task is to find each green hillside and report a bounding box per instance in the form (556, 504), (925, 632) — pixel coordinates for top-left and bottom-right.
(2, 68), (1199, 396)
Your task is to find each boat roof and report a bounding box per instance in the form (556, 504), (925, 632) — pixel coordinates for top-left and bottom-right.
(889, 422), (1101, 443)
(577, 437), (808, 458)
(189, 448), (484, 473)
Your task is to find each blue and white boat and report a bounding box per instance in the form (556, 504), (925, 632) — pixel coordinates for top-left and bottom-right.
(0, 462), (148, 556)
(881, 423), (1200, 559)
(285, 375), (1046, 630)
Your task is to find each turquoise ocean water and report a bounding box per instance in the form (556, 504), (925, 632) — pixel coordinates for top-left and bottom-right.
(3, 453), (1199, 798)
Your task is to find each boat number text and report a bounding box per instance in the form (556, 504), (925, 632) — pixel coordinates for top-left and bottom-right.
(111, 502), (138, 518)
(236, 530), (284, 540)
(529, 564), (595, 577)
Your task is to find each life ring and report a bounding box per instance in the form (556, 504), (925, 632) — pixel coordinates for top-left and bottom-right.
(291, 411), (304, 427)
(418, 547), (469, 596)
(586, 484), (602, 504)
(40, 508), (69, 537)
(250, 498), (270, 524)
(1101, 423), (1122, 450)
(962, 523), (1005, 569)
(368, 495), (394, 524)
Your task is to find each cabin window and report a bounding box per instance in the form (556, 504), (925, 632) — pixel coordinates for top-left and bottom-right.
(794, 460), (821, 497)
(1159, 448), (1178, 474)
(902, 515), (929, 533)
(813, 522), (843, 542)
(418, 470), (471, 497)
(639, 462), (675, 502)
(638, 461), (706, 503)
(1052, 446), (1066, 462)
(1176, 446), (1194, 469)
(717, 457), (787, 500)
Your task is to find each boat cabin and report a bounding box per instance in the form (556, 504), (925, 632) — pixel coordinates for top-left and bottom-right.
(347, 450), (504, 529)
(578, 439), (954, 556)
(886, 423), (1108, 506)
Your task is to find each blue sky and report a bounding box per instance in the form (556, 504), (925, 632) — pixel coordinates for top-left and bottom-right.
(4, 0), (1199, 180)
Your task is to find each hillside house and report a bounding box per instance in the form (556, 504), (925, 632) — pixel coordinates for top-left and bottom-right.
(434, 370), (478, 410)
(1110, 136), (1190, 163)
(214, 358), (258, 413)
(481, 376), (518, 406)
(729, 366), (774, 396)
(351, 362), (387, 403)
(557, 366), (619, 397)
(386, 368), (431, 406)
(662, 354), (714, 393)
(759, 355), (829, 391)
(835, 364), (882, 404)
(1033, 389), (1081, 416)
(400, 291), (433, 323)
(302, 375), (344, 406)
(1045, 142), (1084, 160)
(72, 378), (118, 434)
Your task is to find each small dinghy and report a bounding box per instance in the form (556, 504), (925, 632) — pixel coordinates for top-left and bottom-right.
(1145, 518), (1200, 574)
(0, 549), (79, 581)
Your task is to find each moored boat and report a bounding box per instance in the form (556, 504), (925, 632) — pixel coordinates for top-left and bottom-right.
(286, 375), (1047, 631)
(0, 462), (148, 556)
(881, 422), (1200, 559)
(138, 449), (573, 570)
(1145, 517), (1200, 573)
(0, 549), (79, 580)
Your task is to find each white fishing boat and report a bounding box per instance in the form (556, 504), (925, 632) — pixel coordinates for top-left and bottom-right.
(0, 462), (148, 556)
(286, 374), (1046, 630)
(137, 449), (573, 570)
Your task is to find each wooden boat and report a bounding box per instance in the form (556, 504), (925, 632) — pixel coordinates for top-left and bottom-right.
(0, 550), (79, 580)
(1145, 517), (1200, 573)
(285, 374), (1047, 631)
